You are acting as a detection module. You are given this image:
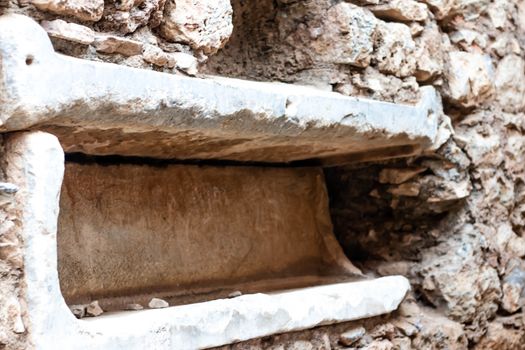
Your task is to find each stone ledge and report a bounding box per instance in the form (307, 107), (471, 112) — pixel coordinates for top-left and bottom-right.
(0, 14), (442, 164)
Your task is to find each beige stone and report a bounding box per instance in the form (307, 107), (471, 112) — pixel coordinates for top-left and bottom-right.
(142, 44), (172, 67)
(170, 52), (198, 75)
(419, 0), (453, 19)
(159, 0), (233, 54)
(494, 55), (525, 113)
(368, 0), (428, 22)
(374, 22), (416, 78)
(313, 3), (378, 67)
(86, 301), (103, 317)
(93, 34), (143, 56)
(41, 19), (95, 45)
(31, 0), (104, 21)
(444, 51), (493, 108)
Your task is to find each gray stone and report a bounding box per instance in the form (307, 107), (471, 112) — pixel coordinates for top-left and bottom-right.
(69, 305), (86, 319)
(494, 55), (525, 112)
(339, 326), (366, 346)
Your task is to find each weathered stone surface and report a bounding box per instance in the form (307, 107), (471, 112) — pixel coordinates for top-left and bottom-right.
(93, 34), (143, 56)
(367, 0), (429, 22)
(41, 19), (95, 45)
(159, 0), (233, 54)
(98, 0), (166, 34)
(58, 162), (359, 306)
(374, 22), (417, 78)
(142, 44), (173, 67)
(31, 0), (104, 21)
(494, 55), (525, 112)
(414, 24), (445, 82)
(443, 51), (493, 108)
(417, 226), (501, 324)
(0, 15), (441, 165)
(170, 52), (198, 75)
(418, 0), (453, 19)
(312, 3), (378, 67)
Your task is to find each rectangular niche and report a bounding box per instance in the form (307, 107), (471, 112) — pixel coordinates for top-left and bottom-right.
(57, 160), (358, 310)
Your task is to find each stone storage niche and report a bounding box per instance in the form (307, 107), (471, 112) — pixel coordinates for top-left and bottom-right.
(0, 14), (443, 350)
(57, 158), (358, 310)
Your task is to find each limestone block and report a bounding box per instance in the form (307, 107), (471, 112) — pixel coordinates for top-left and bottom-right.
(367, 0), (429, 22)
(444, 51), (493, 108)
(41, 19), (95, 45)
(93, 34), (143, 56)
(374, 22), (417, 78)
(98, 0), (166, 34)
(0, 15), (442, 165)
(159, 0), (233, 54)
(313, 3), (378, 67)
(494, 55), (525, 113)
(31, 0), (104, 22)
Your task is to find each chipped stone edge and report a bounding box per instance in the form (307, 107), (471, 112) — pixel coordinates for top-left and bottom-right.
(7, 130), (410, 350)
(0, 14), (441, 157)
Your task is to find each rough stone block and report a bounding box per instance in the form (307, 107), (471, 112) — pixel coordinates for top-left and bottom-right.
(31, 0), (104, 22)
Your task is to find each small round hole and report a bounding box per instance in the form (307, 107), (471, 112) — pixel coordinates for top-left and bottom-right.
(25, 55), (34, 65)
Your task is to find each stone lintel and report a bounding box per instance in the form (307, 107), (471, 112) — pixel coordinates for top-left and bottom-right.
(0, 14), (442, 164)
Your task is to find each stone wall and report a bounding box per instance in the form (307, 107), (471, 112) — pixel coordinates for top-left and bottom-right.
(1, 0), (525, 349)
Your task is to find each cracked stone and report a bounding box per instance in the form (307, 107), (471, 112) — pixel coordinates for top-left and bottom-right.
(31, 0), (104, 21)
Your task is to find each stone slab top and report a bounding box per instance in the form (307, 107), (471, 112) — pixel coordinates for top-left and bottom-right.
(0, 14), (442, 164)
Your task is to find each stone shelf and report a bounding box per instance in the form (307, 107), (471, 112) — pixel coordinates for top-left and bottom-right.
(0, 14), (442, 165)
(3, 131), (411, 350)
